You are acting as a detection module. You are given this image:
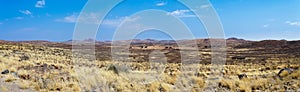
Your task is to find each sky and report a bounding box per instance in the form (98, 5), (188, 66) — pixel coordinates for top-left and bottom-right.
(0, 0), (300, 41)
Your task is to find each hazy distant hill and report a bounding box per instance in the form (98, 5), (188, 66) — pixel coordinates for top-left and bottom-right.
(1, 38), (300, 51)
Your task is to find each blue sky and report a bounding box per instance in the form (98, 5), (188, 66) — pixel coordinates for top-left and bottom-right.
(0, 0), (300, 41)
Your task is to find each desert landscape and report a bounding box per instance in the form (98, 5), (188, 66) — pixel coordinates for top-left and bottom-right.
(2, 0), (300, 92)
(0, 38), (299, 92)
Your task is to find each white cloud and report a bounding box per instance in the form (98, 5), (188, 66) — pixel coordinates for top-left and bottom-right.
(56, 13), (141, 28)
(200, 4), (210, 9)
(168, 10), (189, 15)
(101, 19), (120, 26)
(56, 13), (111, 24)
(285, 21), (300, 26)
(263, 24), (269, 28)
(101, 17), (125, 27)
(55, 14), (77, 23)
(79, 13), (102, 24)
(167, 10), (196, 18)
(19, 10), (32, 15)
(102, 16), (141, 27)
(35, 0), (45, 8)
(156, 2), (167, 6)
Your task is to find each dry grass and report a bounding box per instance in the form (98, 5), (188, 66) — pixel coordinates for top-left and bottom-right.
(251, 78), (270, 90)
(0, 44), (299, 91)
(163, 74), (178, 85)
(4, 74), (17, 82)
(219, 79), (237, 91)
(289, 70), (300, 79)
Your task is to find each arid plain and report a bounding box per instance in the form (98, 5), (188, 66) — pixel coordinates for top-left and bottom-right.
(0, 38), (299, 92)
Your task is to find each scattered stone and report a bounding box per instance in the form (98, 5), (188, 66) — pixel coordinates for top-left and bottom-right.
(107, 64), (119, 75)
(19, 55), (29, 61)
(231, 56), (246, 60)
(238, 73), (247, 80)
(41, 64), (49, 71)
(19, 74), (31, 80)
(38, 48), (44, 51)
(165, 46), (173, 49)
(1, 69), (9, 74)
(42, 64), (48, 68)
(278, 68), (294, 79)
(11, 72), (18, 77)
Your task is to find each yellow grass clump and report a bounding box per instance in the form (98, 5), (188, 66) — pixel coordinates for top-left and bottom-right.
(219, 79), (237, 91)
(289, 70), (300, 79)
(4, 74), (17, 82)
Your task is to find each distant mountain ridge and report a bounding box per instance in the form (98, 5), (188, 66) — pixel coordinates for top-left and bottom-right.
(1, 38), (300, 49)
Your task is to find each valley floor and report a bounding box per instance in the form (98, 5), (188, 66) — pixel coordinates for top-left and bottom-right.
(0, 43), (299, 92)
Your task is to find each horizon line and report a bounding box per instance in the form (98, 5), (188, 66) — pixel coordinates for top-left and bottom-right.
(1, 37), (300, 42)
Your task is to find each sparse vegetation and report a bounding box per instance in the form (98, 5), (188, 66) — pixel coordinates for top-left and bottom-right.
(0, 39), (299, 91)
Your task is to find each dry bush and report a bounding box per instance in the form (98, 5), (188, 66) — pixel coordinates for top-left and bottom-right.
(237, 78), (251, 92)
(191, 77), (205, 88)
(163, 74), (177, 85)
(250, 78), (270, 90)
(45, 78), (65, 91)
(146, 81), (160, 92)
(219, 79), (237, 91)
(17, 69), (30, 80)
(289, 70), (300, 79)
(160, 83), (171, 92)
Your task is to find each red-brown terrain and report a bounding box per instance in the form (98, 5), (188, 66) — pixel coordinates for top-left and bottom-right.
(0, 38), (299, 91)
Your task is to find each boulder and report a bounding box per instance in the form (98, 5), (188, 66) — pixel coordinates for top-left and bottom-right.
(232, 56), (246, 60)
(107, 64), (119, 75)
(278, 68), (293, 79)
(1, 69), (9, 74)
(238, 73), (247, 80)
